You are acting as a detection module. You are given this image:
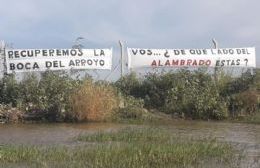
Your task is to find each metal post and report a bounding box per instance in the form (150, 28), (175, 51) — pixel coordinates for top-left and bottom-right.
(212, 38), (218, 49)
(119, 40), (124, 78)
(212, 39), (218, 83)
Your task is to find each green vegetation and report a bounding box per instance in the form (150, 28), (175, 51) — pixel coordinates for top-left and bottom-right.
(0, 68), (260, 123)
(0, 71), (82, 122)
(0, 127), (238, 168)
(115, 68), (260, 122)
(230, 112), (260, 124)
(77, 127), (171, 142)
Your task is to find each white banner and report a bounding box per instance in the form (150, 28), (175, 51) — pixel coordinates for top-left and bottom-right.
(127, 47), (256, 68)
(5, 48), (112, 73)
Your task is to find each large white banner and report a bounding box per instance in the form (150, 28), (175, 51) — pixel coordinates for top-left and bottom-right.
(128, 47), (256, 68)
(5, 48), (112, 73)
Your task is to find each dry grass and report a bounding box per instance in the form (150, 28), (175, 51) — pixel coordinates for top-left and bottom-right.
(70, 80), (119, 122)
(239, 90), (259, 115)
(0, 105), (24, 123)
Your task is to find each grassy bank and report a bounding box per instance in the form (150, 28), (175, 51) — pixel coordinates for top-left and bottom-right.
(0, 127), (239, 168)
(230, 112), (260, 125)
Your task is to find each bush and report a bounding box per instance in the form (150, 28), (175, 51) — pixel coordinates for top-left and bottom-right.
(18, 71), (81, 122)
(36, 71), (81, 121)
(141, 72), (175, 109)
(219, 69), (254, 97)
(163, 69), (228, 120)
(115, 72), (142, 96)
(229, 90), (259, 117)
(113, 96), (151, 121)
(19, 73), (40, 110)
(0, 74), (20, 107)
(70, 80), (119, 122)
(115, 69), (231, 120)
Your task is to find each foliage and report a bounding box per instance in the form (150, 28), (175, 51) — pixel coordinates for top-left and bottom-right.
(115, 68), (259, 120)
(116, 69), (229, 120)
(164, 69), (228, 120)
(114, 72), (142, 97)
(141, 72), (175, 109)
(218, 69), (254, 97)
(0, 71), (82, 122)
(0, 68), (259, 122)
(0, 74), (20, 106)
(217, 69), (260, 118)
(229, 90), (259, 117)
(35, 71), (81, 121)
(112, 96), (153, 121)
(232, 111), (260, 124)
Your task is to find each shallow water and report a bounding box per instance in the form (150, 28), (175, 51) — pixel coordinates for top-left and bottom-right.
(0, 122), (125, 145)
(0, 121), (259, 167)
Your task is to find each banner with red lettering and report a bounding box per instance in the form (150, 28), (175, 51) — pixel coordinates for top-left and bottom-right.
(5, 48), (112, 73)
(127, 47), (256, 69)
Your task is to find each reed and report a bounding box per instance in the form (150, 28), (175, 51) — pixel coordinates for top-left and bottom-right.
(0, 127), (237, 168)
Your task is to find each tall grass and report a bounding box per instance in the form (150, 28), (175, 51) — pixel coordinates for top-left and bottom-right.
(70, 80), (119, 122)
(77, 127), (171, 143)
(0, 127), (237, 168)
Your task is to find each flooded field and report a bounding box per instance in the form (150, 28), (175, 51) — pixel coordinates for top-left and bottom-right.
(0, 121), (259, 167)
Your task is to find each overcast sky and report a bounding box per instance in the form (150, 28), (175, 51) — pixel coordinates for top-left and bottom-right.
(0, 0), (259, 67)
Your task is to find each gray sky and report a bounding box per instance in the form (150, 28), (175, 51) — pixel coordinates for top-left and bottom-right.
(0, 0), (259, 67)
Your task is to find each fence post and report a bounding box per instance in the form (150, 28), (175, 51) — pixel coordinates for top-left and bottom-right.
(0, 41), (7, 75)
(212, 39), (218, 83)
(119, 40), (124, 78)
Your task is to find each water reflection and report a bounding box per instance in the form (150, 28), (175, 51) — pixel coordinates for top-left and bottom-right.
(0, 121), (259, 145)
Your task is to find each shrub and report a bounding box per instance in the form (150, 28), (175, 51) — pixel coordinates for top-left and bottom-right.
(220, 69), (254, 97)
(114, 72), (144, 98)
(113, 96), (151, 121)
(116, 69), (230, 120)
(18, 71), (82, 122)
(70, 80), (119, 122)
(0, 74), (20, 106)
(251, 69), (260, 91)
(37, 71), (80, 121)
(19, 73), (40, 109)
(141, 72), (173, 109)
(115, 71), (179, 109)
(229, 90), (259, 117)
(164, 69), (228, 120)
